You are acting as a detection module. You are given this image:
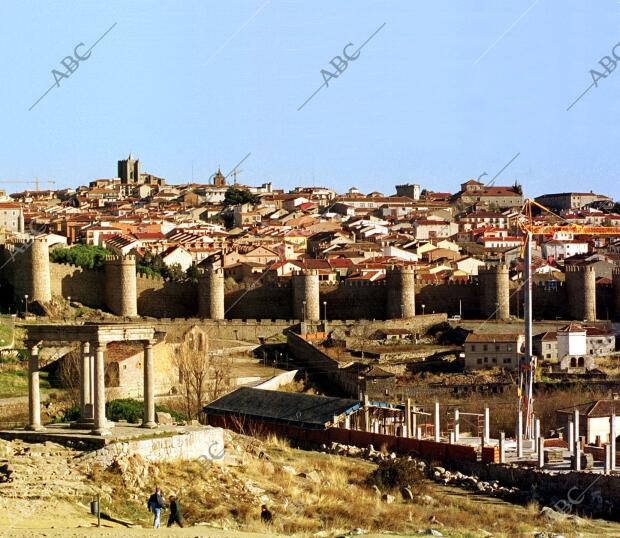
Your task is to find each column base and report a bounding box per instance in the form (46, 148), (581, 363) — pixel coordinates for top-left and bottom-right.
(141, 421), (157, 429)
(90, 428), (113, 436)
(70, 419), (95, 429)
(25, 424), (44, 432)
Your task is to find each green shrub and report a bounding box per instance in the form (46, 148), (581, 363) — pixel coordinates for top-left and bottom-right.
(50, 398), (187, 424)
(366, 458), (424, 491)
(50, 244), (112, 270)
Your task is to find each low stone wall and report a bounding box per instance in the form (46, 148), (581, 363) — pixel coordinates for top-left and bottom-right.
(84, 427), (224, 467)
(450, 460), (618, 517)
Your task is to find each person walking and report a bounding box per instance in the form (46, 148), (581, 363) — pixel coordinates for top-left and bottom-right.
(167, 495), (184, 528)
(147, 487), (166, 528)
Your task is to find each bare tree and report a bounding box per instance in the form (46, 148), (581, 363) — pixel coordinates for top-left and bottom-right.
(169, 329), (233, 419)
(57, 347), (81, 406)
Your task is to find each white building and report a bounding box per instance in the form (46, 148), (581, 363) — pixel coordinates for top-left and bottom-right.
(542, 239), (589, 260)
(557, 400), (620, 444)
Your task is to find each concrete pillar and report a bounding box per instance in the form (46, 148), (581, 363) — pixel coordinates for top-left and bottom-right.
(499, 432), (506, 463)
(411, 406), (417, 437)
(454, 409), (460, 441)
(92, 343), (110, 436)
(405, 398), (412, 438)
(26, 343), (42, 431)
(142, 340), (156, 428)
(605, 444), (611, 475)
(517, 410), (523, 458)
(534, 417), (541, 448)
(611, 412), (616, 471)
(344, 415), (350, 429)
(573, 409), (580, 459)
(198, 267), (225, 319)
(386, 266), (416, 319)
(568, 416), (574, 454)
(416, 426), (422, 440)
(484, 407), (490, 443)
(573, 409), (581, 471)
(434, 401), (440, 442)
(364, 394), (371, 432)
(538, 436), (545, 468)
(79, 342), (91, 420)
(449, 431), (455, 444)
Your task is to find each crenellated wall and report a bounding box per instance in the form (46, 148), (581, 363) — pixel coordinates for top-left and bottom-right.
(2, 242), (620, 321)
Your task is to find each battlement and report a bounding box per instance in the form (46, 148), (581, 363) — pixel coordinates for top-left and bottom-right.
(565, 264), (595, 273)
(198, 267), (224, 276)
(104, 255), (136, 263)
(386, 265), (415, 274)
(292, 269), (320, 277)
(479, 264), (509, 274)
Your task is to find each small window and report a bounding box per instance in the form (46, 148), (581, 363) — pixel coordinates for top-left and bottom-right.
(495, 345), (500, 351)
(483, 344), (488, 351)
(477, 358), (482, 364)
(471, 344), (476, 351)
(503, 358), (511, 364)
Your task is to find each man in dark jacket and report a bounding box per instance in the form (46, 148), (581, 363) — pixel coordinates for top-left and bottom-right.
(147, 487), (166, 528)
(167, 495), (184, 528)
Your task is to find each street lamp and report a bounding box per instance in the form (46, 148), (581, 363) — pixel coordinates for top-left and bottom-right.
(323, 301), (327, 323)
(421, 304), (426, 315)
(302, 300), (306, 323)
(24, 294), (29, 316)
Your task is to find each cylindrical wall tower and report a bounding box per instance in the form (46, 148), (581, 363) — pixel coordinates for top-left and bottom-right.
(613, 267), (620, 321)
(11, 238), (52, 305)
(292, 270), (320, 321)
(104, 255), (138, 317)
(198, 267), (225, 319)
(479, 264), (510, 320)
(565, 265), (596, 321)
(386, 265), (416, 319)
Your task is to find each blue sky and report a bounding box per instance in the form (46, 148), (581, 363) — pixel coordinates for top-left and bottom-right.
(1, 0), (620, 199)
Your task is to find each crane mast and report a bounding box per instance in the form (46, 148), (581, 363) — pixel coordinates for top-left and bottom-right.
(516, 199), (620, 442)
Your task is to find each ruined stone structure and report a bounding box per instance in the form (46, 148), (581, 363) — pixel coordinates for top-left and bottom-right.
(385, 266), (416, 318)
(292, 270), (320, 321)
(479, 265), (510, 321)
(565, 265), (596, 322)
(198, 267), (225, 319)
(104, 256), (138, 317)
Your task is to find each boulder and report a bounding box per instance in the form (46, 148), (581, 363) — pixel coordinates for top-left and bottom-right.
(381, 493), (395, 504)
(401, 487), (414, 500)
(155, 412), (173, 425)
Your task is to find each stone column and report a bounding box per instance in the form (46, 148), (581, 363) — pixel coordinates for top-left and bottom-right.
(91, 343), (110, 436)
(568, 416), (574, 455)
(454, 409), (460, 441)
(80, 342), (91, 419)
(142, 339), (156, 428)
(26, 343), (42, 431)
(611, 412), (616, 471)
(434, 402), (440, 442)
(534, 417), (541, 449)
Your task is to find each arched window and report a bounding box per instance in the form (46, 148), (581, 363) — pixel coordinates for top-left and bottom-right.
(578, 357), (585, 367)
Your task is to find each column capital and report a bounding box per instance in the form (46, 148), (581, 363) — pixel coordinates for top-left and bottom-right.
(143, 339), (156, 348)
(94, 341), (106, 352)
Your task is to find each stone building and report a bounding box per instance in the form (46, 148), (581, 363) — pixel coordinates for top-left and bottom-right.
(0, 202), (24, 233)
(463, 333), (524, 370)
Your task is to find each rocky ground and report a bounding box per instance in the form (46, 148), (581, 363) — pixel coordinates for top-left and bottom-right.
(1, 434), (620, 537)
